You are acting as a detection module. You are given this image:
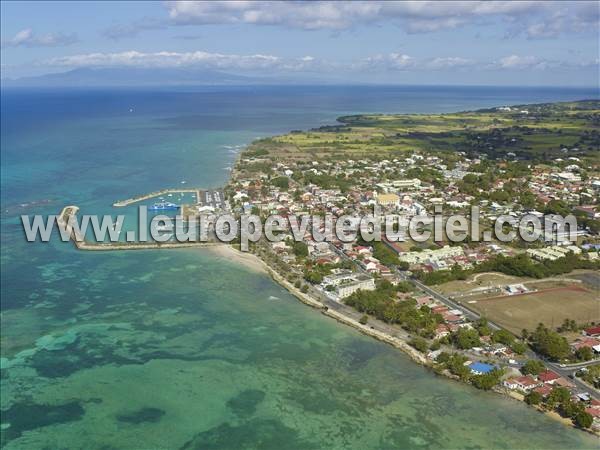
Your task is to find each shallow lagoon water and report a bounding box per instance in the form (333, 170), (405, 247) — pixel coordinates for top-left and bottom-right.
(2, 86), (599, 449)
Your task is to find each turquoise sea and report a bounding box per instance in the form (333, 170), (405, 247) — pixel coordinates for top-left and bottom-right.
(1, 85), (599, 449)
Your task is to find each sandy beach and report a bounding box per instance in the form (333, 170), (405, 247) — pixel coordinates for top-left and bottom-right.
(205, 244), (268, 273)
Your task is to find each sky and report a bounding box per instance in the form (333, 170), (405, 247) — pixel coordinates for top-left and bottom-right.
(1, 1), (599, 86)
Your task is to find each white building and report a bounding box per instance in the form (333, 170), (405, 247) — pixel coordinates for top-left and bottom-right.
(399, 245), (464, 265)
(330, 274), (376, 299)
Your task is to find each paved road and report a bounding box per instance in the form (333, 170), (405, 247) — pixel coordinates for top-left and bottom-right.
(408, 276), (502, 331)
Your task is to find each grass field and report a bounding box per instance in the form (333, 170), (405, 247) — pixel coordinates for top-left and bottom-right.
(238, 100), (600, 165)
(462, 285), (599, 335)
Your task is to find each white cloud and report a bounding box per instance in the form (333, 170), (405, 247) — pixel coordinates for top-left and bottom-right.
(425, 57), (475, 69)
(496, 55), (550, 70)
(163, 1), (597, 36)
(43, 50), (593, 75)
(358, 54), (475, 71)
(44, 50), (323, 72)
(1, 28), (79, 48)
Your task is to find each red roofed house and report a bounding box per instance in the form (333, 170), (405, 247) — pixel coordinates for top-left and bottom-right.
(442, 313), (463, 324)
(572, 337), (600, 351)
(434, 324), (451, 340)
(415, 296), (434, 307)
(503, 376), (541, 392)
(431, 305), (449, 314)
(584, 326), (600, 337)
(538, 370), (561, 385)
(533, 385), (553, 398)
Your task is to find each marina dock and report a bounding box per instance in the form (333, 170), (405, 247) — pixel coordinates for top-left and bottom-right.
(113, 188), (202, 207)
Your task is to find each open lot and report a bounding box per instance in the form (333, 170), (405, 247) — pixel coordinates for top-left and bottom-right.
(437, 272), (527, 295)
(460, 285), (600, 335)
(437, 270), (600, 296)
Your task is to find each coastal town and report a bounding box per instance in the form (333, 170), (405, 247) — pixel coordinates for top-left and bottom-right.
(65, 100), (600, 434)
(219, 100), (600, 433)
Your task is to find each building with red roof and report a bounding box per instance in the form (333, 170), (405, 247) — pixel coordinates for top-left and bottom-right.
(584, 326), (600, 337)
(538, 370), (561, 384)
(533, 385), (553, 398)
(503, 376), (541, 392)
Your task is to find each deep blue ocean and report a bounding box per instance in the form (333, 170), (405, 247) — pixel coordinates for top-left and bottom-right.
(1, 85), (598, 449)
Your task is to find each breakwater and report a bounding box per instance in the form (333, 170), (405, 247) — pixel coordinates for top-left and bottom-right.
(57, 205), (218, 251)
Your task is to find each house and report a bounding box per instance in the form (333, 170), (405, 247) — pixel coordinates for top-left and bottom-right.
(584, 326), (600, 337)
(537, 370), (561, 385)
(533, 385), (553, 398)
(354, 245), (372, 255)
(431, 305), (449, 315)
(503, 376), (540, 392)
(575, 206), (600, 220)
(442, 313), (463, 324)
(468, 362), (496, 375)
(434, 324), (451, 339)
(572, 337), (600, 352)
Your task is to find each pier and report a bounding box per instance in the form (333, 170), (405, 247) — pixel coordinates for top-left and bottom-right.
(113, 188), (202, 207)
(58, 206), (219, 252)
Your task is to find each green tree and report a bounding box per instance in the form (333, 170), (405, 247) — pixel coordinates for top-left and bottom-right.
(521, 360), (545, 376)
(546, 387), (571, 410)
(471, 368), (504, 390)
(574, 411), (593, 429)
(442, 353), (472, 381)
(397, 261), (410, 271)
(492, 329), (515, 345)
(429, 340), (441, 351)
(529, 324), (571, 361)
(409, 337), (429, 353)
(271, 176), (289, 190)
(304, 270), (323, 284)
(525, 391), (543, 405)
(292, 241), (309, 258)
(511, 341), (527, 355)
(359, 314), (369, 325)
(453, 328), (481, 349)
(575, 346), (593, 361)
(372, 242), (399, 267)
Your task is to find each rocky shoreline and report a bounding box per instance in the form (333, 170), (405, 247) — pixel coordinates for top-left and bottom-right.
(215, 244), (599, 437)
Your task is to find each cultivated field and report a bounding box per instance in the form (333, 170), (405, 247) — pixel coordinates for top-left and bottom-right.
(461, 285), (600, 335)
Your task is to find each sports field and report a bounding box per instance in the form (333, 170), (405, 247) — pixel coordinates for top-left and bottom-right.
(462, 285), (600, 335)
